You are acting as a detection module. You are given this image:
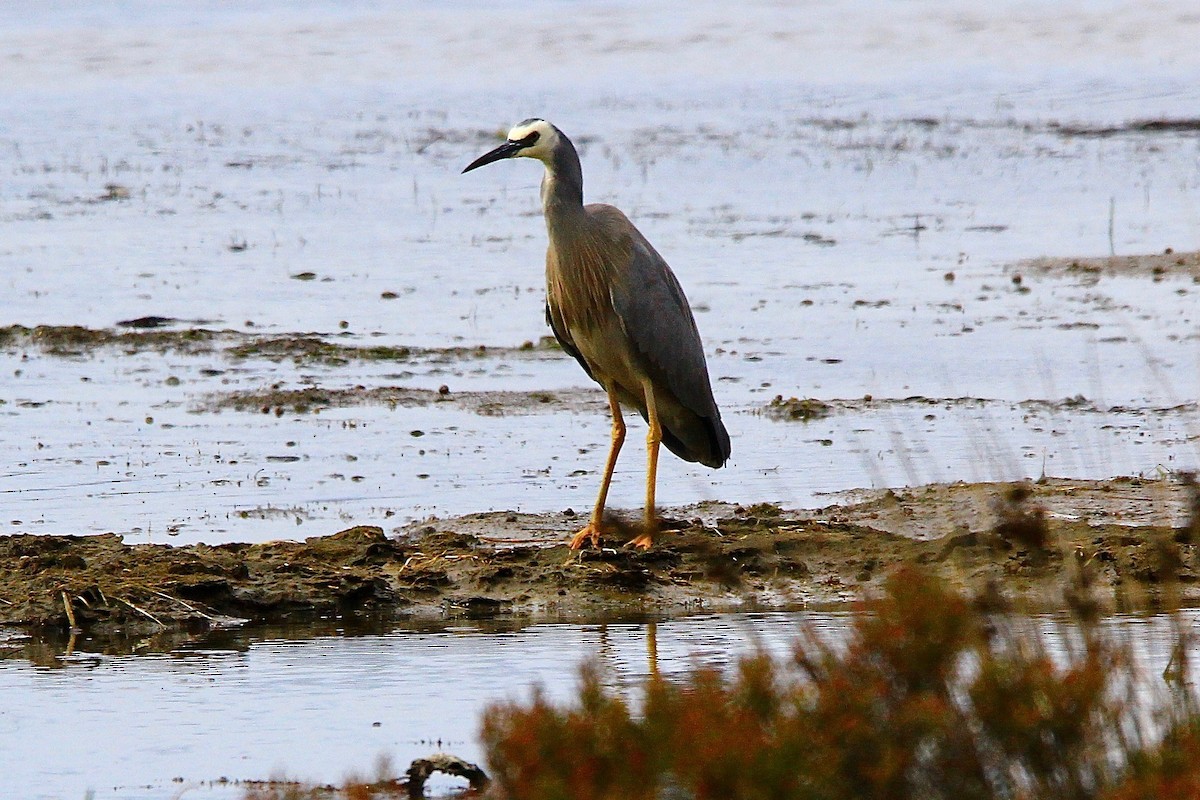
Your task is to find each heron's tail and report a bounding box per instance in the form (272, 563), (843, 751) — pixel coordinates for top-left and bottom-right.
(661, 411), (730, 469)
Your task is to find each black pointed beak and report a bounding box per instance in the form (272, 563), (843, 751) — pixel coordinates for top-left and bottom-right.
(462, 140), (525, 174)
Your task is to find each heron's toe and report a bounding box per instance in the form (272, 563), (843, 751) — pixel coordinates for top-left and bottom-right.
(625, 532), (654, 550)
(568, 524), (604, 550)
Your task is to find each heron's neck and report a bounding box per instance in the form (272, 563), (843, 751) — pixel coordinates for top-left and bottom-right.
(538, 142), (609, 332)
(539, 134), (585, 231)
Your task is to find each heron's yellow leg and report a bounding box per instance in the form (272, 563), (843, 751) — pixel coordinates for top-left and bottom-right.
(569, 389), (625, 549)
(647, 621), (659, 677)
(627, 381), (661, 550)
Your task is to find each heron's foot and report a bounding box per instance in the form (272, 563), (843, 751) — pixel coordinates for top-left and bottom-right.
(625, 531), (655, 550)
(625, 517), (659, 551)
(569, 522), (606, 550)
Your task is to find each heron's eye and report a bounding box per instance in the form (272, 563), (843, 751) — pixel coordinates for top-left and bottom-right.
(521, 131), (540, 145)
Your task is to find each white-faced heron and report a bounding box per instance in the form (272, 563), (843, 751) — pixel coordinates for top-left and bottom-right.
(463, 119), (730, 550)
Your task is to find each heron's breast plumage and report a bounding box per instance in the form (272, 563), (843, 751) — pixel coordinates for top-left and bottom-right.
(547, 228), (643, 394)
(545, 234), (614, 334)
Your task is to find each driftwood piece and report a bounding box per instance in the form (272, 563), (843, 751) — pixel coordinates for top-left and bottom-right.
(405, 753), (489, 797)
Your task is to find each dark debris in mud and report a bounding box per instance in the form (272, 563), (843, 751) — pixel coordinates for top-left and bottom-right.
(3, 479), (1199, 641)
(116, 315), (183, 329)
(1048, 118), (1200, 138)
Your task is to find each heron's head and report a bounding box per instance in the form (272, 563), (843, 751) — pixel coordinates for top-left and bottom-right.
(462, 118), (560, 173)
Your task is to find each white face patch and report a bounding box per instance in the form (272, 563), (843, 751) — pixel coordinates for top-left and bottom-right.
(506, 119), (558, 162)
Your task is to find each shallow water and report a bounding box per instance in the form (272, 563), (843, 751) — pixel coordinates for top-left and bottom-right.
(6, 368), (1199, 544)
(2, 608), (1198, 800)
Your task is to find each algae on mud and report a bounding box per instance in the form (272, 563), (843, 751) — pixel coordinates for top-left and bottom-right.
(3, 477), (1196, 643)
(1013, 249), (1200, 282)
(212, 385), (603, 416)
(0, 324), (562, 364)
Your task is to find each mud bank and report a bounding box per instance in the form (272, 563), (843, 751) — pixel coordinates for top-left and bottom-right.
(1014, 249), (1200, 282)
(2, 477), (1196, 641)
(0, 323), (561, 364)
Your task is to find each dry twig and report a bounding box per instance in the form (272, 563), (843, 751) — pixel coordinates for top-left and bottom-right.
(61, 591), (78, 630)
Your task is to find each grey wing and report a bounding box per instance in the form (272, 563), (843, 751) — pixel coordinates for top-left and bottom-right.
(609, 228), (730, 465)
(610, 236), (715, 415)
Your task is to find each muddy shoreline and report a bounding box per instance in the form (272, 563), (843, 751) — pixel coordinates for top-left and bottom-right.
(3, 476), (1196, 647)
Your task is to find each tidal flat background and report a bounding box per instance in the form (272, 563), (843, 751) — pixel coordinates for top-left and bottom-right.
(2, 1), (1200, 797)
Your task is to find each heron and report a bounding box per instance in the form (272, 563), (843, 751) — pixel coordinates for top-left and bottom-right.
(463, 119), (730, 550)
